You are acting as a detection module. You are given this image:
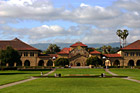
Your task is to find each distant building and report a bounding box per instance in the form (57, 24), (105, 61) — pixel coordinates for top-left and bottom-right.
(57, 41), (101, 66)
(0, 38), (55, 67)
(0, 38), (140, 67)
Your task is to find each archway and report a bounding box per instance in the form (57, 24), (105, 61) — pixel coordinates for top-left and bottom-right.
(24, 60), (30, 66)
(77, 63), (81, 66)
(47, 60), (53, 66)
(113, 60), (120, 66)
(9, 62), (14, 67)
(38, 60), (44, 66)
(136, 60), (140, 66)
(128, 60), (134, 66)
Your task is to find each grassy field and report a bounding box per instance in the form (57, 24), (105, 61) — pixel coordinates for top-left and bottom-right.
(49, 68), (110, 76)
(0, 78), (140, 93)
(110, 68), (140, 80)
(0, 68), (140, 93)
(0, 70), (49, 85)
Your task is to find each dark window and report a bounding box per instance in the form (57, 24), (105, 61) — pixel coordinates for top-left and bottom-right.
(136, 52), (140, 56)
(24, 52), (28, 56)
(125, 52), (129, 56)
(30, 52), (34, 56)
(130, 52), (135, 56)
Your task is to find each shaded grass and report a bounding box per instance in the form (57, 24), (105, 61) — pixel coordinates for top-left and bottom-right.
(110, 68), (140, 80)
(0, 78), (140, 93)
(49, 68), (110, 76)
(0, 70), (49, 85)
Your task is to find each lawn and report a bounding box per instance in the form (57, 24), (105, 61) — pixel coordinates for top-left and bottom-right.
(110, 68), (140, 80)
(0, 70), (49, 85)
(49, 68), (110, 76)
(0, 78), (140, 93)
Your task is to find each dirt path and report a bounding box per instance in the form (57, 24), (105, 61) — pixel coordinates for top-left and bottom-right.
(0, 68), (56, 89)
(105, 69), (140, 84)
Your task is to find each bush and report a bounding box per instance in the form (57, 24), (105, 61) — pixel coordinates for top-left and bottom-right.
(86, 56), (103, 66)
(55, 58), (69, 66)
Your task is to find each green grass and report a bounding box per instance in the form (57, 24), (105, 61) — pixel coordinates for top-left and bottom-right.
(110, 68), (140, 80)
(0, 70), (49, 85)
(49, 68), (110, 76)
(0, 78), (140, 93)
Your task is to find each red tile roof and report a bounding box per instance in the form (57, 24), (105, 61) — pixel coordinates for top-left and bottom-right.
(57, 48), (71, 54)
(121, 40), (140, 50)
(0, 38), (40, 51)
(70, 41), (87, 47)
(103, 54), (121, 58)
(90, 50), (101, 54)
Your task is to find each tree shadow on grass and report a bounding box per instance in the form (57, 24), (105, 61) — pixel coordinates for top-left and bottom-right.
(0, 73), (33, 75)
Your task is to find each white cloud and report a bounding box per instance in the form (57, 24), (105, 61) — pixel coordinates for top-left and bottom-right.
(0, 0), (140, 44)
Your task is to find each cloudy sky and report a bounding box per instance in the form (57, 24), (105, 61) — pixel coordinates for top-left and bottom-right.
(0, 0), (140, 44)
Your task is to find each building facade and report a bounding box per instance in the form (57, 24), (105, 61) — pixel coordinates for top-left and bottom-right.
(0, 38), (140, 67)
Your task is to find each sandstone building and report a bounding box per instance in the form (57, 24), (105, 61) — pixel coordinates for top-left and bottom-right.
(0, 38), (140, 67)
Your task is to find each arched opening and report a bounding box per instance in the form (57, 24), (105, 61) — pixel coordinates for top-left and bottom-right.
(77, 63), (81, 66)
(16, 61), (22, 66)
(47, 60), (53, 66)
(1, 62), (6, 66)
(24, 60), (30, 66)
(128, 60), (134, 66)
(113, 60), (120, 66)
(38, 60), (44, 66)
(136, 60), (140, 66)
(9, 62), (14, 67)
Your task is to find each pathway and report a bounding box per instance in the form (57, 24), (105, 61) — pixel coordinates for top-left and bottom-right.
(105, 69), (140, 84)
(0, 68), (56, 89)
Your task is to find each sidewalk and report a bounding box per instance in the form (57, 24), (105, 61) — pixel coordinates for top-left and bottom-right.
(0, 68), (56, 89)
(105, 69), (140, 84)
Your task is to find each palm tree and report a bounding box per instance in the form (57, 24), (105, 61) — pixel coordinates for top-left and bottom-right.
(116, 29), (122, 48)
(121, 29), (129, 47)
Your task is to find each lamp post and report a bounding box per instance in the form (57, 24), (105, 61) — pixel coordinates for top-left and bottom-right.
(52, 56), (56, 67)
(102, 56), (106, 68)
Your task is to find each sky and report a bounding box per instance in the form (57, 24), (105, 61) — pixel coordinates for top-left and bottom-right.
(0, 0), (140, 44)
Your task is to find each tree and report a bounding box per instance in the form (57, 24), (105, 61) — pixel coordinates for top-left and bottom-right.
(101, 45), (112, 54)
(121, 29), (129, 47)
(45, 44), (60, 54)
(0, 46), (21, 67)
(116, 29), (129, 48)
(55, 58), (69, 66)
(86, 56), (102, 66)
(116, 29), (123, 48)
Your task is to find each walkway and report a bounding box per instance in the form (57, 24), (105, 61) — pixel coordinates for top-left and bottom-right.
(0, 68), (56, 89)
(105, 69), (140, 84)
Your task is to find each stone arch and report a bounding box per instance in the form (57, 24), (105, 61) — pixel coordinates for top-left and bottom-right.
(9, 62), (14, 67)
(136, 60), (140, 66)
(47, 60), (53, 66)
(76, 62), (81, 66)
(24, 60), (30, 66)
(113, 60), (120, 66)
(128, 60), (134, 66)
(38, 60), (44, 66)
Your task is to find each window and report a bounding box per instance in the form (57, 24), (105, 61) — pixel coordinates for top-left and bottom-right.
(130, 52), (135, 56)
(24, 52), (28, 56)
(125, 52), (129, 56)
(136, 52), (140, 56)
(30, 52), (34, 56)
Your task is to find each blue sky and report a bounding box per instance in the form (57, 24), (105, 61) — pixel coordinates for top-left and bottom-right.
(0, 0), (140, 44)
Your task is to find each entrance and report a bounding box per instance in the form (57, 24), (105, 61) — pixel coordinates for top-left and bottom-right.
(77, 63), (81, 66)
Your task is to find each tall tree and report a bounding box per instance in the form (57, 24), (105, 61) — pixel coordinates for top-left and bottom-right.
(45, 44), (60, 54)
(116, 29), (129, 48)
(121, 29), (129, 47)
(0, 46), (21, 67)
(116, 29), (122, 48)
